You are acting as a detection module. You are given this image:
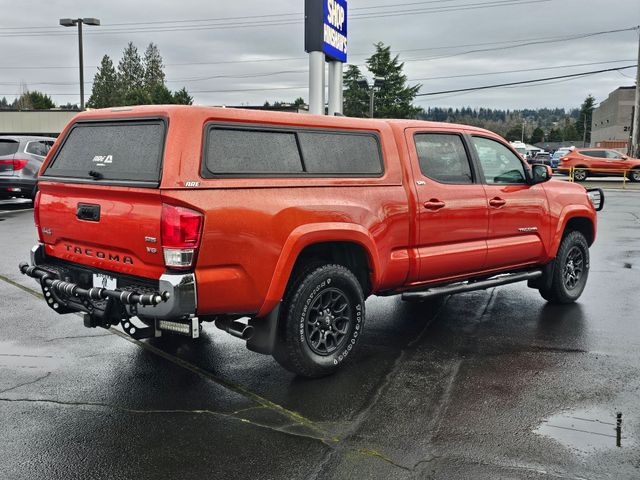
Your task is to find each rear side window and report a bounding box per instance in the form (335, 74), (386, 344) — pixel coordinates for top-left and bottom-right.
(582, 150), (604, 158)
(25, 140), (53, 157)
(0, 140), (19, 156)
(205, 128), (303, 175)
(414, 133), (473, 184)
(44, 120), (165, 183)
(298, 132), (382, 175)
(202, 125), (383, 177)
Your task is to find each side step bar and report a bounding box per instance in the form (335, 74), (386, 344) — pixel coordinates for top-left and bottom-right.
(401, 270), (542, 301)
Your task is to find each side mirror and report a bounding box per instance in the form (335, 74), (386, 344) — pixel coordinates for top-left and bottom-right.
(531, 164), (552, 184)
(622, 155), (628, 160)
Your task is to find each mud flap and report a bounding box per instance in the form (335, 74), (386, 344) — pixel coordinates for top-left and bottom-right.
(528, 260), (555, 290)
(246, 302), (281, 355)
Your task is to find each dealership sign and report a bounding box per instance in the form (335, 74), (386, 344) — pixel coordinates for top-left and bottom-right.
(305, 0), (348, 63)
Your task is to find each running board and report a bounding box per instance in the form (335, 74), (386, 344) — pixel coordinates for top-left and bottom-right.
(401, 270), (543, 301)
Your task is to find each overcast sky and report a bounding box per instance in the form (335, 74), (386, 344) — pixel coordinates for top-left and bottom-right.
(0, 0), (638, 110)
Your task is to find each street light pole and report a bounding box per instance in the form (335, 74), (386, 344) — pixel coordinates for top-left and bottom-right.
(358, 77), (385, 118)
(60, 17), (100, 110)
(369, 89), (375, 119)
(77, 20), (84, 111)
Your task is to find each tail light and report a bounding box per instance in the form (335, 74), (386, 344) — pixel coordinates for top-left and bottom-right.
(33, 190), (43, 243)
(560, 157), (568, 163)
(161, 204), (203, 269)
(13, 159), (28, 170)
(0, 159), (28, 170)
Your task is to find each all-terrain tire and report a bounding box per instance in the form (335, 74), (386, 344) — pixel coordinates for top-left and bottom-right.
(273, 264), (365, 378)
(539, 230), (589, 304)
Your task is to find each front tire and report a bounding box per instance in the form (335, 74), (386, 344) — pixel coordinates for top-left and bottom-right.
(628, 168), (640, 183)
(539, 231), (589, 304)
(273, 264), (365, 378)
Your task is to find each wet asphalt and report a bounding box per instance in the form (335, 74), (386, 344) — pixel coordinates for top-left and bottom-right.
(0, 189), (639, 480)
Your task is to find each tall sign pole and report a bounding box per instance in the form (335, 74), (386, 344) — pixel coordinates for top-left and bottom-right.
(631, 30), (640, 157)
(305, 0), (348, 115)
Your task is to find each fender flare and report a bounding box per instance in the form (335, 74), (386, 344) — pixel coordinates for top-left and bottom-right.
(256, 223), (381, 317)
(549, 205), (595, 257)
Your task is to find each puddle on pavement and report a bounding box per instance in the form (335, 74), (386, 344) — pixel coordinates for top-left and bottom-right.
(535, 407), (633, 454)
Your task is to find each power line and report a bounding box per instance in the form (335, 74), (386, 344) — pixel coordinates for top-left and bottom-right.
(0, 0), (482, 31)
(3, 64), (633, 97)
(415, 65), (637, 96)
(0, 0), (550, 38)
(0, 26), (635, 71)
(394, 26), (639, 64)
(409, 59), (636, 82)
(1, 59), (633, 88)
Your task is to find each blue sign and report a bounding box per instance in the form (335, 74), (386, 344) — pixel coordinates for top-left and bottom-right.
(323, 0), (348, 62)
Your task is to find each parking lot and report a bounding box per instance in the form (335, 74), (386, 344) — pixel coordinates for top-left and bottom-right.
(0, 186), (639, 480)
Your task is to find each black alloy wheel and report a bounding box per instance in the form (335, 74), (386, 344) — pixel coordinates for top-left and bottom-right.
(563, 246), (584, 290)
(305, 288), (352, 355)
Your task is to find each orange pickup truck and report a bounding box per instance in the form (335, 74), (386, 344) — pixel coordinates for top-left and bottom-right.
(20, 105), (603, 377)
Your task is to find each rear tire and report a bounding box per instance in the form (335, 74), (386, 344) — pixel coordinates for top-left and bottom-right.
(573, 168), (587, 182)
(539, 231), (589, 304)
(273, 264), (365, 378)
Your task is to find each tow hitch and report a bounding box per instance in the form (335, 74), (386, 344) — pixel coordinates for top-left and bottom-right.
(17, 262), (198, 340)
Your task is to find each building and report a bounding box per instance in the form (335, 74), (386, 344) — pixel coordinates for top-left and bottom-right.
(0, 105), (308, 138)
(0, 110), (79, 137)
(591, 86), (635, 151)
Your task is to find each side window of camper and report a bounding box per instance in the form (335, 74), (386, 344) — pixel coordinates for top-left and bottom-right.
(202, 125), (383, 178)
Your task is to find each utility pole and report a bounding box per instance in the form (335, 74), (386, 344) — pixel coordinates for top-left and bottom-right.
(521, 119), (526, 143)
(631, 29), (640, 158)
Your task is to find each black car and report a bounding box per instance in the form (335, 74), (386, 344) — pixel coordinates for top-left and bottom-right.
(528, 151), (551, 166)
(0, 136), (55, 201)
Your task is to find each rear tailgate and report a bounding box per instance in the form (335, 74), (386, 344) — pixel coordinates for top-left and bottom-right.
(0, 139), (19, 175)
(37, 118), (167, 279)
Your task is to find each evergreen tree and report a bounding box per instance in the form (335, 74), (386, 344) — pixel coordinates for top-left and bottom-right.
(117, 42), (144, 97)
(365, 42), (421, 119)
(149, 84), (174, 104)
(87, 55), (119, 108)
(342, 64), (369, 117)
(547, 128), (563, 142)
(14, 90), (55, 110)
(576, 95), (596, 146)
(143, 43), (165, 89)
(0, 97), (9, 109)
(293, 97), (306, 108)
(530, 127), (544, 144)
(505, 125), (525, 142)
(172, 87), (193, 105)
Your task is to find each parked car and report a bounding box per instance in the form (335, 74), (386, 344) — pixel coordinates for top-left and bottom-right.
(0, 136), (55, 201)
(558, 148), (640, 182)
(528, 151), (551, 166)
(20, 106), (602, 377)
(551, 147), (573, 169)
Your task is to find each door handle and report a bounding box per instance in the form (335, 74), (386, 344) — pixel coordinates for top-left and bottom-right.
(424, 199), (445, 210)
(489, 197), (506, 208)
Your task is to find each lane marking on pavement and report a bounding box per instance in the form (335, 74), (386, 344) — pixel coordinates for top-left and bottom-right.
(0, 273), (43, 299)
(109, 327), (337, 444)
(0, 273), (336, 444)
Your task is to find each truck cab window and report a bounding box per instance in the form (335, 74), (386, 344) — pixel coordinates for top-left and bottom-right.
(472, 136), (527, 185)
(414, 133), (473, 184)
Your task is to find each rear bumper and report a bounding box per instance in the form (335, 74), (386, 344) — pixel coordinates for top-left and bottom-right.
(0, 178), (36, 197)
(25, 244), (197, 320)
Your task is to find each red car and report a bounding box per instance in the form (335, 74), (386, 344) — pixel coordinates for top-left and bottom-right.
(559, 148), (640, 182)
(20, 106), (601, 377)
